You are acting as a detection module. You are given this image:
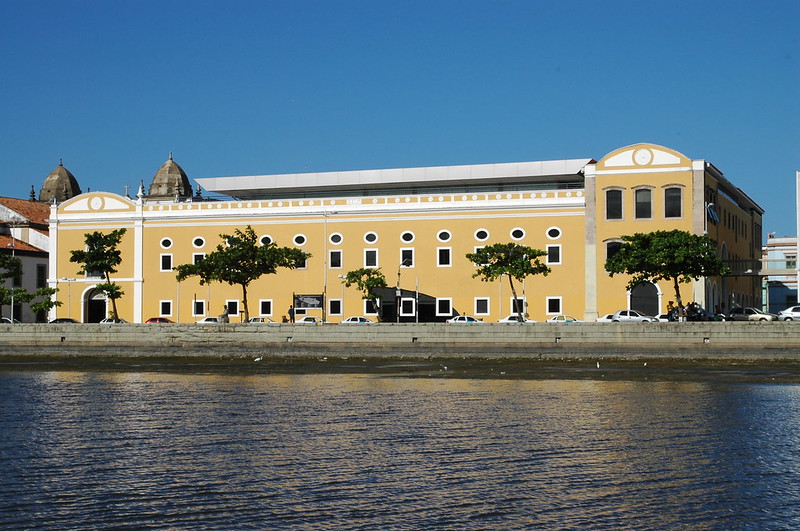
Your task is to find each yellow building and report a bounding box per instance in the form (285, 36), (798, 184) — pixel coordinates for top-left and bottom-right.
(47, 143), (764, 323)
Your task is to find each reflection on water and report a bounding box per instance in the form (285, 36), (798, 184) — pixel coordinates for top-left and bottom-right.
(1, 371), (800, 529)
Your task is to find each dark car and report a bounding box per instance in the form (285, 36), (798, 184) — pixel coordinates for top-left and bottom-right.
(145, 317), (175, 324)
(49, 317), (79, 324)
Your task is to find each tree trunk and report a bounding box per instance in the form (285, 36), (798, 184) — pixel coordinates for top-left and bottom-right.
(241, 284), (250, 322)
(508, 276), (524, 323)
(672, 276), (683, 308)
(106, 272), (119, 320)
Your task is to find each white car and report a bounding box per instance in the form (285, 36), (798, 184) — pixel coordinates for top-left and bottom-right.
(446, 315), (484, 324)
(196, 316), (219, 324)
(247, 317), (274, 323)
(99, 318), (128, 323)
(546, 314), (582, 323)
(296, 316), (324, 324)
(595, 313), (615, 323)
(341, 316), (374, 324)
(776, 306), (800, 321)
(727, 307), (778, 322)
(611, 310), (656, 322)
(497, 314), (536, 323)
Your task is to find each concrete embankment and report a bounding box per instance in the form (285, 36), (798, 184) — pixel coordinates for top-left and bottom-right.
(0, 321), (799, 361)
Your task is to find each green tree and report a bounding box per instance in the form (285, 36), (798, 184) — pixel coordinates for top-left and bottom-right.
(466, 243), (551, 322)
(175, 226), (309, 321)
(69, 229), (127, 320)
(604, 229), (728, 308)
(342, 268), (387, 321)
(0, 253), (60, 321)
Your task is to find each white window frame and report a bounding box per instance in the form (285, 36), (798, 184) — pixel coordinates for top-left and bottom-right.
(605, 188), (624, 220)
(510, 227), (526, 241)
(634, 186), (654, 220)
(437, 247), (452, 267)
(329, 249), (343, 269)
(259, 299), (273, 317)
(546, 296), (562, 315)
(364, 249), (379, 268)
(436, 297), (453, 317)
(328, 298), (343, 316)
(474, 297), (490, 316)
(226, 299), (240, 319)
(509, 297), (526, 315)
(160, 253), (173, 272)
(400, 248), (415, 268)
(192, 299), (206, 317)
(159, 300), (173, 317)
(193, 253), (205, 265)
(663, 186), (683, 219)
(546, 244), (562, 265)
(400, 297), (416, 316)
(364, 299), (379, 316)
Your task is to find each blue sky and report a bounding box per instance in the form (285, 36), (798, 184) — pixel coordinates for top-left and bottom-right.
(2, 0), (798, 236)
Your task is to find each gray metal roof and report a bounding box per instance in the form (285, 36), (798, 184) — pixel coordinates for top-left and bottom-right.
(195, 158), (593, 200)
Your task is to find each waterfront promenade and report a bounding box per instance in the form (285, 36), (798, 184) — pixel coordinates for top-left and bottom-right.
(1, 321), (799, 361)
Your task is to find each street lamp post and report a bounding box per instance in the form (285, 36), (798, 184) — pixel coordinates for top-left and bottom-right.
(396, 258), (411, 323)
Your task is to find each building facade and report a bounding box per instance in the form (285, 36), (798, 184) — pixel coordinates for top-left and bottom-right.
(47, 143), (765, 323)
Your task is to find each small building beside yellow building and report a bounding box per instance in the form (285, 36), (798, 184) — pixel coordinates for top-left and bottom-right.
(47, 143), (764, 323)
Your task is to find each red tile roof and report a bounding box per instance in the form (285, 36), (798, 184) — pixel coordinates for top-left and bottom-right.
(0, 234), (46, 254)
(0, 197), (51, 227)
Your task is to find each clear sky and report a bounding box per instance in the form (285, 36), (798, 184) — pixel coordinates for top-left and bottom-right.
(2, 0), (798, 236)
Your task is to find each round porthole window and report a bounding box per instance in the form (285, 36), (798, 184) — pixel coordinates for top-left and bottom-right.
(546, 227), (562, 240)
(475, 229), (489, 241)
(437, 230), (451, 242)
(364, 232), (378, 243)
(510, 228), (525, 240)
(192, 237), (205, 248)
(330, 233), (343, 245)
(160, 238), (173, 249)
(293, 234), (307, 246)
(401, 231), (415, 243)
(260, 235), (273, 246)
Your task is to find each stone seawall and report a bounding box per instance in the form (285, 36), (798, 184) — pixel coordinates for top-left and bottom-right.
(1, 322), (799, 361)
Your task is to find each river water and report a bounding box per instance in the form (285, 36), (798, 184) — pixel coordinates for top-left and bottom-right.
(1, 361), (800, 529)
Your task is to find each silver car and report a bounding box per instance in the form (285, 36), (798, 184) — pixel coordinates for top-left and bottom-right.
(727, 307), (778, 321)
(611, 310), (656, 322)
(776, 306), (800, 321)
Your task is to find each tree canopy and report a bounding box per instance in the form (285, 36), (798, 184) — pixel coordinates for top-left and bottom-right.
(341, 268), (387, 320)
(604, 229), (728, 307)
(175, 226), (309, 321)
(69, 228), (127, 320)
(466, 243), (551, 322)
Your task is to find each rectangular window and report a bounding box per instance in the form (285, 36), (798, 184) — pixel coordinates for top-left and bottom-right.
(401, 248), (414, 268)
(193, 253), (205, 265)
(226, 300), (239, 318)
(437, 247), (452, 267)
(364, 249), (378, 268)
(12, 272), (21, 288)
(160, 300), (172, 316)
(511, 297), (525, 315)
(606, 189), (622, 220)
(547, 297), (562, 314)
(193, 300), (206, 317)
(606, 241), (622, 261)
(329, 250), (342, 269)
(364, 299), (379, 316)
(635, 189), (652, 219)
(474, 297), (490, 316)
(401, 298), (415, 316)
(436, 298), (452, 316)
(546, 245), (561, 265)
(36, 264), (47, 289)
(664, 187), (682, 218)
(296, 257), (307, 269)
(786, 255), (797, 269)
(259, 299), (273, 316)
(160, 254), (173, 272)
(329, 299), (342, 316)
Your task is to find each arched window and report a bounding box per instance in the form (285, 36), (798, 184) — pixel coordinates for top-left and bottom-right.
(664, 187), (682, 218)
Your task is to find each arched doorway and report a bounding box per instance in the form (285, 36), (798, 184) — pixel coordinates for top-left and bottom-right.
(630, 282), (659, 316)
(85, 288), (107, 323)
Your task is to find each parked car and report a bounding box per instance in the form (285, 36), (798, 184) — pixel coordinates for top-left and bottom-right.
(0, 317), (21, 324)
(99, 318), (128, 323)
(611, 310), (656, 322)
(296, 316), (324, 324)
(145, 317), (175, 324)
(776, 306), (800, 321)
(196, 317), (219, 324)
(727, 307), (778, 322)
(546, 314), (582, 323)
(341, 316), (374, 324)
(49, 317), (79, 324)
(247, 317), (275, 323)
(497, 314), (536, 323)
(595, 313), (615, 323)
(655, 313), (672, 322)
(446, 315), (484, 324)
